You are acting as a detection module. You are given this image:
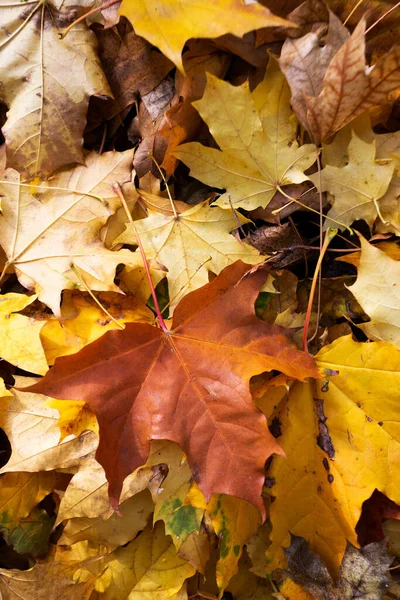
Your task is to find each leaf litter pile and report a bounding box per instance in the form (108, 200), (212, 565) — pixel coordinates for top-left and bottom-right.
(1, 0), (400, 598)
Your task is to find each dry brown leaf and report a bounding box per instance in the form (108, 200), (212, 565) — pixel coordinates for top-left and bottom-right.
(288, 19), (400, 143)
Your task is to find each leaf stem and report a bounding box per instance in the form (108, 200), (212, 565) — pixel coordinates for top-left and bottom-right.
(148, 153), (178, 219)
(274, 185), (354, 234)
(70, 263), (125, 330)
(302, 228), (337, 353)
(365, 1), (400, 33)
(112, 183), (169, 333)
(59, 0), (121, 38)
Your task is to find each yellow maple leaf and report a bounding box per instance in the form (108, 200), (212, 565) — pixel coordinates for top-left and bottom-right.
(310, 133), (395, 230)
(0, 471), (55, 535)
(174, 59), (315, 211)
(119, 0), (289, 72)
(348, 236), (400, 347)
(41, 291), (153, 365)
(0, 151), (140, 316)
(59, 489), (154, 550)
(56, 455), (154, 524)
(116, 200), (261, 310)
(0, 293), (48, 375)
(185, 482), (261, 593)
(58, 522), (195, 598)
(265, 336), (400, 574)
(0, 379), (97, 474)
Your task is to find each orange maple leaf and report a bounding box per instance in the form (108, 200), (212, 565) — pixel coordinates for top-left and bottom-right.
(26, 261), (319, 516)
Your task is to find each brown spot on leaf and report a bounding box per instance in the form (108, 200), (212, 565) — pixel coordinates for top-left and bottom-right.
(315, 398), (335, 458)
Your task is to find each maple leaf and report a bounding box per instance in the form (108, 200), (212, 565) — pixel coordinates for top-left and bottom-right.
(285, 19), (400, 143)
(0, 472), (56, 537)
(0, 562), (95, 599)
(55, 522), (195, 598)
(41, 290), (153, 365)
(186, 483), (262, 592)
(59, 488), (154, 549)
(26, 261), (319, 516)
(348, 236), (400, 348)
(0, 379), (97, 475)
(174, 59), (316, 210)
(115, 197), (261, 311)
(144, 441), (204, 551)
(119, 0), (289, 72)
(0, 150), (139, 316)
(285, 534), (392, 600)
(0, 293), (48, 376)
(55, 455), (151, 524)
(310, 133), (395, 230)
(0, 0), (110, 179)
(264, 336), (400, 574)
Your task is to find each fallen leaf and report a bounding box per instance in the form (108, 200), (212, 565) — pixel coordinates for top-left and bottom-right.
(116, 199), (261, 311)
(266, 336), (400, 573)
(0, 150), (138, 316)
(227, 550), (276, 600)
(293, 19), (400, 143)
(207, 494), (262, 592)
(45, 399), (98, 441)
(174, 59), (316, 210)
(58, 489), (154, 549)
(41, 291), (153, 365)
(0, 293), (48, 376)
(159, 39), (231, 177)
(0, 380), (97, 474)
(279, 4), (349, 130)
(285, 534), (392, 600)
(348, 236), (400, 347)
(95, 19), (173, 118)
(0, 471), (56, 535)
(119, 0), (289, 71)
(64, 521), (195, 599)
(0, 1), (110, 179)
(55, 455), (154, 527)
(5, 506), (55, 557)
(0, 561), (94, 599)
(309, 133), (395, 230)
(26, 261), (319, 517)
(145, 441), (203, 550)
(336, 241), (400, 267)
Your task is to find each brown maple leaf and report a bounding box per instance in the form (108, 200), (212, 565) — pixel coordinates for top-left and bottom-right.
(26, 262), (319, 516)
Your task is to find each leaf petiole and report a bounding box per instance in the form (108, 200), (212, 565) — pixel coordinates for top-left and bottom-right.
(59, 0), (121, 39)
(112, 182), (169, 333)
(302, 227), (337, 353)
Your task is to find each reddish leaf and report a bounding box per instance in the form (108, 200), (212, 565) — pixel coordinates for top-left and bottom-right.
(25, 262), (318, 516)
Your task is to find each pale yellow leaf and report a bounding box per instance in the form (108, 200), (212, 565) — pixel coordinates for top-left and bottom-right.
(0, 380), (97, 474)
(0, 293), (48, 375)
(0, 151), (139, 315)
